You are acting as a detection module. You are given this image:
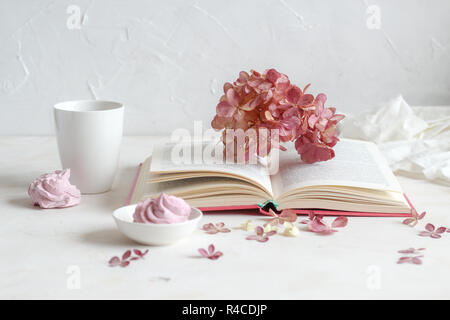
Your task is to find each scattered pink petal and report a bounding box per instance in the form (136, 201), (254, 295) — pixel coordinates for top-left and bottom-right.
(198, 248), (208, 257)
(198, 244), (223, 260)
(133, 249), (149, 259)
(122, 250), (131, 260)
(246, 225), (276, 242)
(436, 227), (447, 233)
(402, 218), (417, 226)
(419, 224), (447, 239)
(402, 208), (426, 227)
(120, 260), (130, 267)
(108, 249), (150, 268)
(266, 209), (297, 226)
(397, 256), (424, 265)
(398, 248), (425, 254)
(308, 218), (332, 234)
(331, 216), (348, 228)
(202, 222), (231, 234)
(109, 256), (121, 267)
(301, 213), (348, 235)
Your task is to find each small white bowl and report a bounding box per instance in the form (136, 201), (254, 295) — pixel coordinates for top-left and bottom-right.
(113, 205), (203, 245)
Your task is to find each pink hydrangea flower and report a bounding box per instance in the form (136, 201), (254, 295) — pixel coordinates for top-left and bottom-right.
(211, 69), (345, 164)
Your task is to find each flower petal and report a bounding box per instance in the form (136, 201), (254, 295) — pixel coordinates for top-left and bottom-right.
(397, 257), (409, 264)
(286, 86), (301, 104)
(265, 68), (281, 84)
(331, 216), (348, 228)
(398, 248), (415, 254)
(109, 256), (121, 267)
(198, 248), (208, 258)
(216, 101), (235, 118)
(122, 250), (131, 260)
(257, 236), (269, 242)
(425, 223), (435, 232)
(402, 218), (416, 225)
(436, 227), (447, 234)
(208, 244), (215, 255)
(298, 94), (314, 106)
(255, 226), (264, 236)
(226, 88), (240, 107)
(280, 209), (297, 222)
(307, 219), (330, 233)
(209, 252), (223, 260)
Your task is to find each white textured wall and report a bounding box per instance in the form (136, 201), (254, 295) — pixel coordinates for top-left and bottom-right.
(1, 0), (449, 135)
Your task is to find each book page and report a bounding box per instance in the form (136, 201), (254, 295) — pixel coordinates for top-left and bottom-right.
(271, 139), (402, 198)
(150, 140), (274, 196)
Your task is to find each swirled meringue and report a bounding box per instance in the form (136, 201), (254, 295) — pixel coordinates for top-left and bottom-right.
(133, 193), (191, 224)
(28, 169), (81, 209)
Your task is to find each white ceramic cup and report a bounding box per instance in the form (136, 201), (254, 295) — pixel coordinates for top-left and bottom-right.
(54, 100), (124, 194)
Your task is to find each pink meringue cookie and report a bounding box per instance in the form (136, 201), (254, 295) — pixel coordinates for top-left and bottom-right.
(133, 193), (191, 224)
(28, 169), (81, 209)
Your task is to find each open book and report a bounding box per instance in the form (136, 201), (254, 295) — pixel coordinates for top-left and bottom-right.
(129, 139), (412, 216)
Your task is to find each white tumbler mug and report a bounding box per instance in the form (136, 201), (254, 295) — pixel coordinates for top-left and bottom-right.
(54, 100), (124, 194)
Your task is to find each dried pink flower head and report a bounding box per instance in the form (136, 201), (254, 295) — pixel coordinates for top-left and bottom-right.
(212, 69), (345, 164)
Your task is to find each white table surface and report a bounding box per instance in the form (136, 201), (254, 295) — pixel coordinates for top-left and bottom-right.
(1, 136), (450, 299)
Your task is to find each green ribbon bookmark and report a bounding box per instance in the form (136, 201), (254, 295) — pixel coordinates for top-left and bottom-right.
(257, 200), (279, 210)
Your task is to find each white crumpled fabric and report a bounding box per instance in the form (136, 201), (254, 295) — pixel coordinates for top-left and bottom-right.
(340, 95), (450, 186)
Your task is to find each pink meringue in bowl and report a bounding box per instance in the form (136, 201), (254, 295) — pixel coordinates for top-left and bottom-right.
(28, 169), (81, 209)
(133, 193), (191, 224)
